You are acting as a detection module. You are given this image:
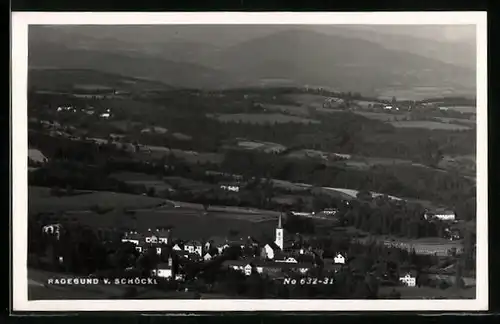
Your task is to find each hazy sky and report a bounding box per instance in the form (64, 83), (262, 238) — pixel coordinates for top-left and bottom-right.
(38, 24), (476, 47)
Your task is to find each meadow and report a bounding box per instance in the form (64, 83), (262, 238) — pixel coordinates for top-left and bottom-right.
(442, 106), (476, 114)
(285, 93), (331, 109)
(29, 186), (165, 213)
(207, 113), (320, 125)
(236, 140), (287, 153)
(261, 104), (310, 117)
(354, 111), (407, 122)
(390, 121), (471, 130)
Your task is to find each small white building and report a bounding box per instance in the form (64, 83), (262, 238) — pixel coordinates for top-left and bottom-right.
(399, 273), (416, 287)
(262, 243), (281, 260)
(122, 238), (140, 245)
(184, 241), (203, 256)
(243, 264), (253, 276)
(172, 244), (182, 251)
(220, 185), (240, 192)
(203, 253), (213, 261)
(152, 258), (174, 279)
(334, 253), (346, 264)
(275, 257), (298, 263)
(424, 210), (456, 221)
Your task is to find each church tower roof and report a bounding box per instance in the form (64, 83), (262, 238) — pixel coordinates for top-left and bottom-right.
(278, 213), (282, 229)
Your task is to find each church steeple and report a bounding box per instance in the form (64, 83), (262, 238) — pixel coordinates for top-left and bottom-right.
(275, 213), (284, 250)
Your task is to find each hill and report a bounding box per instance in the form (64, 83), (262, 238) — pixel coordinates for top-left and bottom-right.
(28, 43), (233, 89)
(28, 68), (174, 92)
(209, 29), (475, 96)
(29, 28), (476, 96)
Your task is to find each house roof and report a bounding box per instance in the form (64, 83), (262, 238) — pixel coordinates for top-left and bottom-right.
(264, 242), (281, 251)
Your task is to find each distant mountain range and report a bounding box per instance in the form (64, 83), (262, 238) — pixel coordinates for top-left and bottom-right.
(28, 26), (476, 98)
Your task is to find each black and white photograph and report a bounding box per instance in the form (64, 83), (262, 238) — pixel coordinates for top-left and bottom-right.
(12, 12), (488, 311)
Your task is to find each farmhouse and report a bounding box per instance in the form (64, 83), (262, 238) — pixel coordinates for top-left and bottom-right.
(121, 232), (141, 245)
(220, 183), (240, 192)
(184, 240), (203, 256)
(424, 209), (456, 221)
(151, 257), (174, 279)
(334, 253), (346, 264)
(399, 271), (417, 287)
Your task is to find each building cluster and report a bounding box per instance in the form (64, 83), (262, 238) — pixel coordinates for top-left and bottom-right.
(119, 214), (349, 282)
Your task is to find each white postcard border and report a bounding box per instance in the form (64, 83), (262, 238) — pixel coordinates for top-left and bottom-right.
(11, 11), (488, 312)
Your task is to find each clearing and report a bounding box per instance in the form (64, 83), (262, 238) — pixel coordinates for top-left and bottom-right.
(261, 104), (310, 117)
(29, 186), (165, 213)
(207, 113), (320, 125)
(390, 121), (471, 130)
(354, 111), (408, 122)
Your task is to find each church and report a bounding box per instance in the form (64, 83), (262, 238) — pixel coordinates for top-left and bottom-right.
(261, 213), (284, 260)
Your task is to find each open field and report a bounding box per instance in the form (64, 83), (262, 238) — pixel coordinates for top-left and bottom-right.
(285, 93), (331, 109)
(377, 87), (460, 102)
(261, 104), (310, 117)
(139, 145), (224, 164)
(343, 156), (425, 170)
(378, 285), (475, 299)
(354, 111), (407, 122)
(163, 176), (214, 191)
(354, 100), (385, 108)
(390, 121), (471, 130)
(171, 132), (192, 141)
(376, 237), (464, 256)
(29, 186), (165, 213)
(236, 140), (287, 153)
(271, 179), (312, 192)
(444, 106), (476, 114)
(435, 117), (476, 125)
(207, 113), (320, 125)
(322, 187), (402, 201)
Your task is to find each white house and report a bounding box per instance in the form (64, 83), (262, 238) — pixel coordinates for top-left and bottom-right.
(122, 238), (140, 245)
(145, 235), (158, 244)
(42, 224), (62, 240)
(424, 210), (456, 221)
(275, 257), (298, 263)
(244, 264), (253, 276)
(203, 253), (213, 261)
(217, 243), (230, 254)
(262, 243), (280, 260)
(220, 185), (240, 192)
(334, 253), (346, 264)
(399, 273), (416, 287)
(184, 241), (203, 256)
(323, 208), (339, 216)
(152, 258), (174, 279)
